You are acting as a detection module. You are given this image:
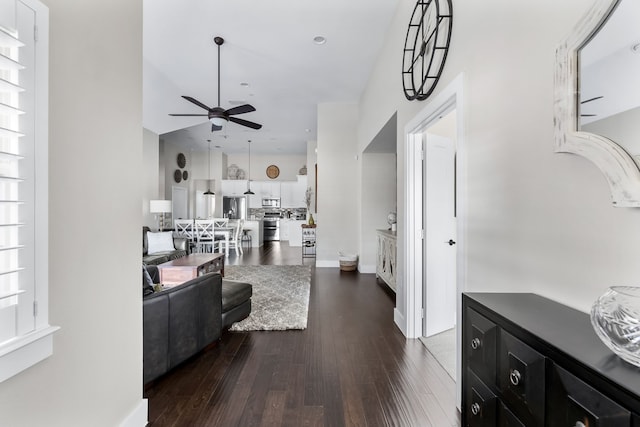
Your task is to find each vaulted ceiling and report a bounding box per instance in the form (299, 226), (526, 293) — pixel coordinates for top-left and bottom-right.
(143, 0), (399, 154)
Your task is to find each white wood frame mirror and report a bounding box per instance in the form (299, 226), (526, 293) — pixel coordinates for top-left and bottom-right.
(554, 0), (640, 207)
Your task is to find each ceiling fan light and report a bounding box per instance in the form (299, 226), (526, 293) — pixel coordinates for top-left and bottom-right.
(210, 116), (227, 127)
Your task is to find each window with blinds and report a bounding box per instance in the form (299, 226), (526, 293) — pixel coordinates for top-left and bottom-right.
(0, 0), (55, 383)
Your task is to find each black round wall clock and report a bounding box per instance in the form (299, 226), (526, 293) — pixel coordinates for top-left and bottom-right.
(402, 0), (453, 101)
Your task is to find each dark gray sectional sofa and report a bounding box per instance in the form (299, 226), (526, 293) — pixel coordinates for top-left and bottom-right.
(142, 226), (189, 265)
(143, 266), (252, 384)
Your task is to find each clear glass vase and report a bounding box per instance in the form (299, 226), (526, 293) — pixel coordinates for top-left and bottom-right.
(590, 286), (640, 367)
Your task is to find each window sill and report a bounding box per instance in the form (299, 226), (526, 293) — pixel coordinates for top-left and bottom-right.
(0, 325), (60, 383)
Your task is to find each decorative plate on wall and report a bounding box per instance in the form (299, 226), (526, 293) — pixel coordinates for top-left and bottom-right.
(177, 152), (186, 168)
(174, 169), (182, 183)
(182, 170), (189, 181)
(266, 164), (280, 179)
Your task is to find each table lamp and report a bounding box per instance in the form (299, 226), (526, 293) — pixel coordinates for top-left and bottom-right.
(150, 200), (172, 231)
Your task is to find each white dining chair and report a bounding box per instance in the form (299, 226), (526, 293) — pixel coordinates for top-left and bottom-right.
(174, 219), (195, 240)
(213, 218), (229, 228)
(227, 219), (244, 256)
(194, 219), (216, 253)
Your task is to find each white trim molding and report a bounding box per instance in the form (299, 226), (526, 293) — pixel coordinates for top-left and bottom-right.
(554, 0), (640, 207)
(119, 399), (148, 427)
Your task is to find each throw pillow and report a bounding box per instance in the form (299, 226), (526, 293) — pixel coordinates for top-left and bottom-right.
(147, 231), (175, 254)
(142, 264), (154, 296)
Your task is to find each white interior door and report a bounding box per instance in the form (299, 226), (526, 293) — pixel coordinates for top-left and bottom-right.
(423, 132), (457, 337)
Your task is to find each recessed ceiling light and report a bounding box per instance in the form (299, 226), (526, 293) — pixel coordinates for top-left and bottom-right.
(240, 82), (249, 87)
(215, 145), (221, 148)
(313, 36), (326, 45)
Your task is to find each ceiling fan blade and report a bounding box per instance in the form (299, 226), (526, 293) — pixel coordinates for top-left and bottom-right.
(182, 96), (212, 111)
(169, 114), (208, 116)
(225, 104), (256, 116)
(212, 123), (223, 132)
(580, 96), (603, 104)
(229, 116), (262, 130)
(581, 114), (597, 117)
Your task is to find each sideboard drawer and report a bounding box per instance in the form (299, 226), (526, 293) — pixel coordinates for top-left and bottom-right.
(466, 308), (498, 386)
(498, 330), (546, 426)
(498, 402), (525, 427)
(547, 364), (631, 427)
(465, 369), (498, 426)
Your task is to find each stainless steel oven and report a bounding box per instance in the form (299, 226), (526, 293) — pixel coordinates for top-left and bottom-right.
(263, 212), (281, 241)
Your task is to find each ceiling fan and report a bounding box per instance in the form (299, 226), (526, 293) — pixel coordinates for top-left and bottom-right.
(169, 36), (262, 132)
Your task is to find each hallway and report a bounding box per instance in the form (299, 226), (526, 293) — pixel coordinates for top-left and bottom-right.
(145, 243), (459, 426)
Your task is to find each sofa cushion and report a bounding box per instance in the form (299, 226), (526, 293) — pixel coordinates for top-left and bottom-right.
(143, 265), (155, 296)
(143, 254), (170, 266)
(221, 280), (253, 312)
(147, 231), (175, 254)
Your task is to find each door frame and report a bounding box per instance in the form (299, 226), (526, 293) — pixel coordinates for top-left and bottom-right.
(401, 73), (466, 405)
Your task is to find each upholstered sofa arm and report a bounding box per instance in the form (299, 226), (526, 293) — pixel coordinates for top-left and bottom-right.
(143, 272), (222, 383)
(173, 236), (190, 254)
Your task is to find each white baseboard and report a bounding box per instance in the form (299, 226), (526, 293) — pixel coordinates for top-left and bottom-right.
(394, 308), (407, 337)
(358, 264), (376, 274)
(315, 260), (339, 268)
(119, 399), (148, 427)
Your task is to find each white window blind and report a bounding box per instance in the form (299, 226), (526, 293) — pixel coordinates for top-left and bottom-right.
(0, 0), (56, 383)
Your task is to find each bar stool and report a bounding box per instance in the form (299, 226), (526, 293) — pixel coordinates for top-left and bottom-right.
(241, 229), (252, 248)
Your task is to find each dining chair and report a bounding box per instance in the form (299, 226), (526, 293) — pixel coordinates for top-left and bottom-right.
(213, 218), (229, 228)
(174, 219), (195, 240)
(227, 219), (244, 256)
(194, 219), (216, 253)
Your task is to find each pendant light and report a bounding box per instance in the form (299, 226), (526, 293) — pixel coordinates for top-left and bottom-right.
(244, 139), (255, 195)
(204, 139), (215, 195)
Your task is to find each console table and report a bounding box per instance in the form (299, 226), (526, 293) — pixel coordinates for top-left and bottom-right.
(157, 253), (225, 286)
(376, 229), (396, 292)
(462, 293), (640, 426)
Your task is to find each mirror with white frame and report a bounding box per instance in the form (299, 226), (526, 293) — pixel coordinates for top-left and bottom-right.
(555, 0), (640, 206)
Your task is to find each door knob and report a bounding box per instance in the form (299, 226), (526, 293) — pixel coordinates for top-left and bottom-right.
(445, 239), (456, 246)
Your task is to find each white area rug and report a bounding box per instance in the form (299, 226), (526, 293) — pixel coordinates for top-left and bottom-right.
(225, 265), (311, 331)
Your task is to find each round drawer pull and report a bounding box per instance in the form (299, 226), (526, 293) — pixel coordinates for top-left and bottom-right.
(471, 402), (480, 416)
(471, 337), (481, 350)
(509, 369), (522, 386)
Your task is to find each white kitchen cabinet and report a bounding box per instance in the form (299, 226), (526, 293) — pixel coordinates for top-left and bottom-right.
(280, 218), (291, 241)
(260, 181), (281, 198)
(221, 179), (248, 196)
(247, 181), (262, 208)
(281, 176), (308, 208)
(288, 220), (306, 246)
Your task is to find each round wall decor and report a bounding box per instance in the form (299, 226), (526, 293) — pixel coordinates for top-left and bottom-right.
(177, 152), (186, 168)
(174, 169), (182, 183)
(401, 0), (453, 101)
(182, 170), (189, 181)
(266, 164), (280, 179)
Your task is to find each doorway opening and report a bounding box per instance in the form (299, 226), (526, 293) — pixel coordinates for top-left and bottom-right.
(402, 73), (465, 406)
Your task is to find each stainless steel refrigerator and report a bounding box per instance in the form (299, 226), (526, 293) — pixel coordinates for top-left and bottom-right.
(222, 196), (247, 219)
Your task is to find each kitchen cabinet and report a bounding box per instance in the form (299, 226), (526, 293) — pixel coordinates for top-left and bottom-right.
(279, 218), (291, 241)
(247, 181), (262, 208)
(259, 181), (281, 198)
(221, 179), (248, 196)
(287, 220), (306, 246)
(462, 293), (640, 426)
(281, 175), (307, 208)
(376, 230), (396, 292)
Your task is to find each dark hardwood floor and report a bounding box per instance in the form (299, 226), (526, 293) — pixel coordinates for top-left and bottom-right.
(145, 242), (460, 426)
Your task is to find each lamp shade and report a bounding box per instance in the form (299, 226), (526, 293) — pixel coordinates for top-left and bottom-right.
(210, 117), (227, 127)
(150, 200), (172, 213)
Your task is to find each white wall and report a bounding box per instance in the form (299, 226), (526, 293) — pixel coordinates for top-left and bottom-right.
(226, 153), (307, 181)
(143, 128), (160, 228)
(360, 153), (396, 272)
(317, 103), (359, 265)
(358, 0), (640, 321)
(0, 0), (145, 426)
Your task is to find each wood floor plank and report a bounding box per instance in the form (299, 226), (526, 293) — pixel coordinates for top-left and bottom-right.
(145, 241), (460, 426)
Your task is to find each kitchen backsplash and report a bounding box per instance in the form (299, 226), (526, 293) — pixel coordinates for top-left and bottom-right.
(248, 208), (307, 220)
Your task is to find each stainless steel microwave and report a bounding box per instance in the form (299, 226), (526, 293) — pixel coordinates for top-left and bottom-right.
(262, 198), (280, 208)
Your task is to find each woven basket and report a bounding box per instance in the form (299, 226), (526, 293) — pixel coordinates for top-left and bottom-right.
(339, 260), (357, 272)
